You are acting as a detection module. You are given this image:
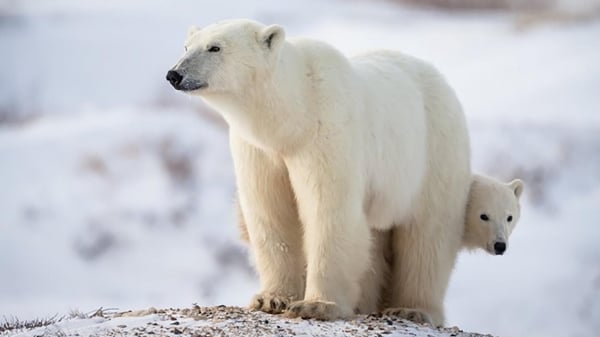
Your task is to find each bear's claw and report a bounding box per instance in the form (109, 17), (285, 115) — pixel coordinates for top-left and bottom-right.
(249, 293), (292, 314)
(382, 307), (433, 325)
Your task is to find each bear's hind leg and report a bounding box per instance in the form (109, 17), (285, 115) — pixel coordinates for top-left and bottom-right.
(355, 228), (392, 315)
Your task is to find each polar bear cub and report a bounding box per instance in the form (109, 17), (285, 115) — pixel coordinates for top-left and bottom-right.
(377, 174), (525, 325)
(463, 174), (524, 255)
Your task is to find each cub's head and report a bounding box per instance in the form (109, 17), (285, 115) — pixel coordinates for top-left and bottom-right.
(166, 19), (285, 95)
(464, 175), (525, 256)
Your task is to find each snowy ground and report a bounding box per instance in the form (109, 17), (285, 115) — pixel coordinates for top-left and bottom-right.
(1, 1), (599, 337)
(3, 306), (492, 337)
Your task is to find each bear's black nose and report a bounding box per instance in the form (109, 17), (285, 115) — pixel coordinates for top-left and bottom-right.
(166, 70), (183, 88)
(494, 242), (506, 255)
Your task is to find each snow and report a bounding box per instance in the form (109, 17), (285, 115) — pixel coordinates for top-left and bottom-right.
(1, 1), (599, 337)
(5, 306), (489, 337)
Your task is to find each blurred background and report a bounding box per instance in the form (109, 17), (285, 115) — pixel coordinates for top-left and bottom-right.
(1, 0), (599, 336)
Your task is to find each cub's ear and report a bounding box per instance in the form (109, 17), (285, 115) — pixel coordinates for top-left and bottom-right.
(188, 25), (200, 38)
(508, 179), (524, 199)
(260, 24), (285, 50)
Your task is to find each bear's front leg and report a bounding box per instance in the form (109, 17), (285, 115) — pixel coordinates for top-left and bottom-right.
(230, 135), (305, 314)
(284, 147), (371, 320)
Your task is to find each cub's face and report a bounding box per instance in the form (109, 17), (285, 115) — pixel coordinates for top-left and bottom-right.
(166, 20), (285, 96)
(467, 178), (524, 255)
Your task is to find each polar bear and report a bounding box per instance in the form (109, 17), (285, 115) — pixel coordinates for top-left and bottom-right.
(166, 19), (471, 324)
(463, 175), (524, 255)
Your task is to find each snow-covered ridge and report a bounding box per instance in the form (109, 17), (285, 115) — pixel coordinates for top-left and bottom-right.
(4, 306), (494, 337)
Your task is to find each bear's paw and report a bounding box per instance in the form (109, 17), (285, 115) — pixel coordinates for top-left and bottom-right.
(249, 293), (295, 314)
(284, 300), (348, 320)
(382, 307), (433, 325)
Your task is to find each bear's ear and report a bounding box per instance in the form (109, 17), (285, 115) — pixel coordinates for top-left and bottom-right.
(260, 24), (285, 51)
(508, 179), (524, 199)
(188, 25), (200, 38)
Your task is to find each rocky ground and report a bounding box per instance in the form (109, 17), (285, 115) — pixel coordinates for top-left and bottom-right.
(3, 306), (495, 337)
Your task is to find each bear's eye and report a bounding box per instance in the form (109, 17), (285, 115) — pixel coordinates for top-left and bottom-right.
(480, 214), (489, 221)
(507, 215), (513, 222)
(184, 46), (188, 52)
(207, 46), (221, 52)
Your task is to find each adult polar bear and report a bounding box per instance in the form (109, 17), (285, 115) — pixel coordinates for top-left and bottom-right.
(166, 19), (471, 325)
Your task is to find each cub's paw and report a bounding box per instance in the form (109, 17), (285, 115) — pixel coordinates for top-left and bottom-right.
(284, 300), (348, 320)
(382, 307), (433, 325)
(249, 293), (294, 314)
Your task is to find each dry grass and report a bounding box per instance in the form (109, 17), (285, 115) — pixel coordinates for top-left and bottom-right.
(387, 0), (600, 29)
(0, 315), (63, 333)
(515, 6), (600, 30)
(0, 308), (118, 334)
(394, 0), (511, 11)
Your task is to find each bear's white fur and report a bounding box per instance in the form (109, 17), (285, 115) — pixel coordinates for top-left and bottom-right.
(463, 174), (524, 255)
(168, 19), (471, 325)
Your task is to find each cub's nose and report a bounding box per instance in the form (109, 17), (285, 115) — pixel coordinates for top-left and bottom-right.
(494, 242), (506, 255)
(166, 70), (183, 88)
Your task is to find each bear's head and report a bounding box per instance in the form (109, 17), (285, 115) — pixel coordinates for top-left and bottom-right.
(464, 175), (525, 256)
(166, 19), (285, 96)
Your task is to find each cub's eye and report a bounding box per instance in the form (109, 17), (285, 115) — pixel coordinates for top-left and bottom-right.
(507, 215), (513, 222)
(480, 214), (489, 221)
(208, 46), (221, 52)
(184, 46), (188, 52)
